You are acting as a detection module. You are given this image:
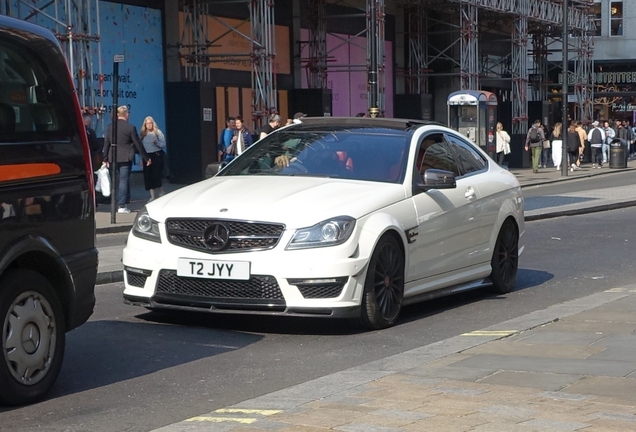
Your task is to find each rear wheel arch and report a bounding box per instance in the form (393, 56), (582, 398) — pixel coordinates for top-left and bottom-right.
(0, 240), (71, 329)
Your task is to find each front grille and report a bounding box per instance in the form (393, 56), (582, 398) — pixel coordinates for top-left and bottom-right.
(166, 219), (285, 254)
(126, 272), (148, 288)
(156, 270), (284, 300)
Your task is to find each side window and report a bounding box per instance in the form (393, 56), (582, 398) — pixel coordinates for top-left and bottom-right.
(446, 134), (487, 176)
(0, 39), (71, 141)
(414, 133), (459, 178)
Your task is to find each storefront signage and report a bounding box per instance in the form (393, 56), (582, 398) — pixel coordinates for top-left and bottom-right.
(610, 103), (636, 112)
(559, 72), (636, 85)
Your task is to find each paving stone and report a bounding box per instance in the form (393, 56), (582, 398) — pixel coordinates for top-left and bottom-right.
(518, 418), (590, 431)
(464, 341), (604, 359)
(434, 386), (489, 396)
(477, 371), (582, 391)
(272, 407), (366, 429)
(547, 320), (636, 335)
(404, 364), (497, 382)
(478, 404), (537, 419)
(399, 414), (489, 431)
(450, 353), (636, 377)
(590, 334), (636, 349)
(563, 376), (636, 403)
(369, 408), (432, 421)
(333, 423), (401, 432)
(515, 331), (606, 346)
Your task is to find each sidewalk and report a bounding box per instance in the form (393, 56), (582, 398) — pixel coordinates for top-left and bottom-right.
(153, 285), (636, 432)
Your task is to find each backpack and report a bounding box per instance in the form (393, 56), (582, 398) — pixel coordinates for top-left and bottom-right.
(529, 128), (541, 143)
(590, 128), (602, 144)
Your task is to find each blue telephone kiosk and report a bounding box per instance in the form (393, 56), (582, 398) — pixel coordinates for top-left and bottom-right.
(447, 90), (498, 157)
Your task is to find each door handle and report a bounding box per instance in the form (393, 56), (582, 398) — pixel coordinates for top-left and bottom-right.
(465, 187), (476, 200)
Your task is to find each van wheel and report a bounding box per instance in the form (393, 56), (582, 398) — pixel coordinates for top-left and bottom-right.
(489, 220), (519, 294)
(356, 236), (404, 330)
(0, 270), (65, 406)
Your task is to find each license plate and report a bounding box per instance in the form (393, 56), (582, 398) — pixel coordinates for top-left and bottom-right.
(177, 258), (250, 280)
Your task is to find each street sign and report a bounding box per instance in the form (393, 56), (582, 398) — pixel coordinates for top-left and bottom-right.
(114, 54), (125, 63)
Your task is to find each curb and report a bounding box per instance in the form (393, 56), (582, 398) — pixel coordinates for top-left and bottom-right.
(525, 199), (636, 221)
(96, 270), (123, 285)
(96, 225), (133, 235)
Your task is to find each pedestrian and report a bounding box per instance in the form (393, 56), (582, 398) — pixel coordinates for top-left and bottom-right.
(495, 122), (511, 165)
(231, 115), (253, 156)
(624, 120), (634, 157)
(525, 119), (545, 173)
(259, 114), (282, 140)
(616, 120), (629, 158)
(102, 106), (151, 214)
(83, 113), (101, 169)
(540, 123), (551, 168)
(218, 116), (236, 166)
(566, 122), (581, 171)
(575, 121), (588, 166)
(140, 116), (166, 202)
(602, 120), (615, 164)
(587, 120), (606, 169)
(293, 112), (307, 124)
(550, 122), (563, 171)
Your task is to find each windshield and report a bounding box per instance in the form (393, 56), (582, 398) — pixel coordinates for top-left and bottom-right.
(219, 126), (410, 183)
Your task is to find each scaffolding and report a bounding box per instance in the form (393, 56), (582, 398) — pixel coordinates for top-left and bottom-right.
(392, 0), (595, 131)
(300, 0), (386, 115)
(1, 0), (104, 118)
(178, 0), (277, 128)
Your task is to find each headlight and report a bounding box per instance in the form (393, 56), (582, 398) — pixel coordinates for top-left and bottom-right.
(132, 207), (161, 243)
(286, 216), (355, 250)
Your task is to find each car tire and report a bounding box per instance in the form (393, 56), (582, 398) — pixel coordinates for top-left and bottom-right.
(0, 269), (66, 406)
(489, 219), (519, 294)
(357, 235), (404, 330)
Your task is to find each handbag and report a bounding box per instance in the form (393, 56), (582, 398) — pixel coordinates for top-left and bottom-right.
(96, 164), (111, 197)
(543, 139), (551, 149)
(503, 141), (511, 155)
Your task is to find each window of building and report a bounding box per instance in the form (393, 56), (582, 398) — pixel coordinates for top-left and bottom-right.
(591, 1), (601, 36)
(610, 1), (623, 36)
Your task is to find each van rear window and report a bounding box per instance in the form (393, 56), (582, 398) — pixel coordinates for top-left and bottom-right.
(0, 39), (73, 141)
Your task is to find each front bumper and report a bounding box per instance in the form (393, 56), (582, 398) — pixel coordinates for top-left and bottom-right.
(122, 230), (370, 318)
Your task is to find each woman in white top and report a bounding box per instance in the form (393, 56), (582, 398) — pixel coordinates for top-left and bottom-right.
(550, 122), (563, 170)
(140, 116), (166, 201)
(495, 122), (511, 165)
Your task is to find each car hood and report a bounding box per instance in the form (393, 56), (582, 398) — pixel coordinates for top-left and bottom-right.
(148, 176), (406, 227)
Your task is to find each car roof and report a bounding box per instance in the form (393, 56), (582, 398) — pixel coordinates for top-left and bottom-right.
(0, 14), (60, 46)
(295, 117), (446, 131)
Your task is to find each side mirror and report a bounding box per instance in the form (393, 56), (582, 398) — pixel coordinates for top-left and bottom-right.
(417, 168), (457, 190)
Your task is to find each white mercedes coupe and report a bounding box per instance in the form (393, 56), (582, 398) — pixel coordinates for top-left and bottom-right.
(122, 117), (524, 329)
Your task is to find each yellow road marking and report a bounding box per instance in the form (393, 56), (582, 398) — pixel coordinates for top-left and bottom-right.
(462, 330), (516, 337)
(605, 288), (636, 293)
(215, 408), (281, 416)
(185, 416), (257, 424)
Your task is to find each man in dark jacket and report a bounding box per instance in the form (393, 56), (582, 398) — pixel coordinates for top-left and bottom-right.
(102, 106), (151, 214)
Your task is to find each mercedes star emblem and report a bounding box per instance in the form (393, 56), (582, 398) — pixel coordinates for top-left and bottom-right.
(203, 222), (230, 251)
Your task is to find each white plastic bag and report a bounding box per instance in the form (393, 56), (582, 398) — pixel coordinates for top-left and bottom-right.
(96, 164), (111, 197)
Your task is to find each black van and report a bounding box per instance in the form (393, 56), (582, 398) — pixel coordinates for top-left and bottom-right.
(0, 16), (97, 405)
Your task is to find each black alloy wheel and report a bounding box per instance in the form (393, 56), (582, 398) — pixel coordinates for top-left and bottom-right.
(357, 235), (404, 330)
(490, 219), (519, 294)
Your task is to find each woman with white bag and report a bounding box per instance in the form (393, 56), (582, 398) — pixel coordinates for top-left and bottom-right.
(550, 122), (563, 170)
(495, 122), (511, 165)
